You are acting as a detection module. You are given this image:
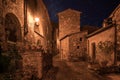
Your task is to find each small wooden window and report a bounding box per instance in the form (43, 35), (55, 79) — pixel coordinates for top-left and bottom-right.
(11, 0), (16, 3)
(80, 37), (82, 41)
(77, 46), (79, 49)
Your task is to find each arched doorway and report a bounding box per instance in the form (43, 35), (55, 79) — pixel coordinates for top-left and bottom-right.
(3, 13), (22, 71)
(5, 13), (22, 42)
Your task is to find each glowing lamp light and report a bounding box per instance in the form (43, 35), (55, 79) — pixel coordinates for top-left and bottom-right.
(35, 18), (39, 22)
(35, 18), (39, 26)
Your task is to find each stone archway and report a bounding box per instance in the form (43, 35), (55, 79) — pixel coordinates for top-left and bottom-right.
(5, 13), (22, 42)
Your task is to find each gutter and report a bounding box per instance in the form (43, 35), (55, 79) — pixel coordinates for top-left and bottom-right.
(86, 24), (113, 38)
(114, 23), (117, 65)
(24, 0), (28, 35)
(60, 30), (88, 41)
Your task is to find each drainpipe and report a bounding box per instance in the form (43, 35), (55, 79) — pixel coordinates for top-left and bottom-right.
(24, 0), (28, 35)
(114, 22), (117, 65)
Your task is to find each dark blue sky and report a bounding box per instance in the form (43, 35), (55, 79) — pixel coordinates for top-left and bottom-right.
(43, 0), (120, 27)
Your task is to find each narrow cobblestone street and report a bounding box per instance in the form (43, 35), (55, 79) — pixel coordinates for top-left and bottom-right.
(0, 0), (119, 80)
(52, 57), (111, 80)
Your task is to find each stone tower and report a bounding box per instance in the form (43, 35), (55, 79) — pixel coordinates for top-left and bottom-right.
(58, 8), (81, 40)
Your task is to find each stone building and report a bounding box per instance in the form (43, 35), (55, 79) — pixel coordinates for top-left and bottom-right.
(58, 9), (81, 40)
(0, 0), (53, 52)
(109, 4), (120, 63)
(87, 4), (120, 66)
(61, 31), (88, 61)
(58, 9), (89, 61)
(87, 24), (115, 66)
(0, 0), (53, 79)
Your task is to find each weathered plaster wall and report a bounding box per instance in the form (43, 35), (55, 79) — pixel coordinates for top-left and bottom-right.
(87, 26), (115, 66)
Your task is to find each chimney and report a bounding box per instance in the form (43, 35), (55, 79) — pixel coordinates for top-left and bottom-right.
(103, 18), (113, 27)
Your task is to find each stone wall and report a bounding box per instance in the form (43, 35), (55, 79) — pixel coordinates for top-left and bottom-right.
(24, 0), (52, 52)
(69, 31), (88, 60)
(22, 51), (42, 79)
(0, 0), (24, 51)
(0, 42), (53, 80)
(58, 9), (81, 39)
(60, 37), (69, 60)
(0, 0), (53, 79)
(22, 51), (53, 80)
(1, 0), (24, 26)
(109, 4), (120, 62)
(0, 0), (52, 52)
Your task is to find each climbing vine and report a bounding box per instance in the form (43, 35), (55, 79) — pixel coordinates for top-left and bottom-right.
(96, 41), (114, 66)
(97, 41), (114, 55)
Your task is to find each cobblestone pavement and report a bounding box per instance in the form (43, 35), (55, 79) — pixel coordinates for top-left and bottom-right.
(53, 59), (111, 80)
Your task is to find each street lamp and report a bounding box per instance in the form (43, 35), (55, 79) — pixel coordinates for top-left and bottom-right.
(34, 17), (39, 26)
(34, 17), (40, 35)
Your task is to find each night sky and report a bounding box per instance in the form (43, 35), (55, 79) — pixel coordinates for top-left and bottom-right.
(43, 0), (120, 27)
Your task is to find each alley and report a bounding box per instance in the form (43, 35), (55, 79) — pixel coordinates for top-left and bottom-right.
(52, 57), (111, 80)
(0, 0), (120, 80)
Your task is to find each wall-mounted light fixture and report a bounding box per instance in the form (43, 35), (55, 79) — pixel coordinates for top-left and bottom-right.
(34, 17), (39, 26)
(34, 17), (41, 36)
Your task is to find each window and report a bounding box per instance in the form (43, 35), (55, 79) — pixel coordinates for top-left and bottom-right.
(11, 0), (16, 3)
(77, 46), (79, 49)
(80, 37), (82, 41)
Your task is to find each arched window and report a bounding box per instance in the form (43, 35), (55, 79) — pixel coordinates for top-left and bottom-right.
(5, 13), (22, 42)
